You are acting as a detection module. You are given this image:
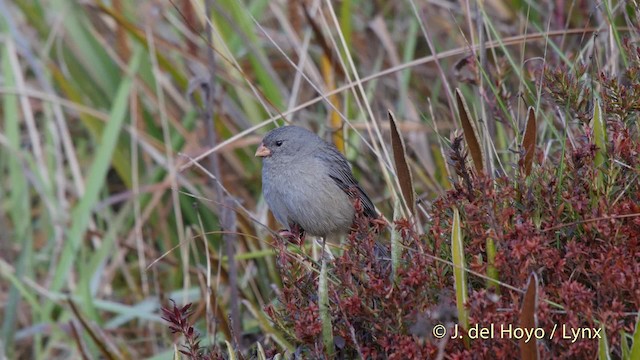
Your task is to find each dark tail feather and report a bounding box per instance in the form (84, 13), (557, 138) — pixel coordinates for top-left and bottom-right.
(356, 185), (377, 218)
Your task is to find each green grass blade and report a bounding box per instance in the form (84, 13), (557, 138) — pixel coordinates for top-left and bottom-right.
(242, 300), (294, 351)
(629, 313), (640, 360)
(319, 257), (334, 356)
(52, 0), (119, 97)
(1, 38), (34, 356)
(215, 0), (284, 110)
(451, 208), (469, 332)
(591, 100), (607, 189)
(486, 237), (499, 291)
(391, 197), (402, 281)
(47, 47), (143, 312)
(598, 323), (611, 360)
(620, 329), (630, 359)
(225, 340), (237, 360)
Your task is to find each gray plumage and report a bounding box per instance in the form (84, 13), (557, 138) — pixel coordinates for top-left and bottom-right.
(256, 126), (376, 238)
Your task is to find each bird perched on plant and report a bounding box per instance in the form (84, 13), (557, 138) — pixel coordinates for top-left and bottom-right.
(255, 125), (377, 242)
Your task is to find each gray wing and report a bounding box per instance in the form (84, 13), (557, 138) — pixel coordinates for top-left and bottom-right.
(316, 145), (377, 218)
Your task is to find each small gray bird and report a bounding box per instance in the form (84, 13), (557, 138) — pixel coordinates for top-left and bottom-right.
(255, 125), (376, 240)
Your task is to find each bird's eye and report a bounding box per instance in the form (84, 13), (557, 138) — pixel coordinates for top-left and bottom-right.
(275, 140), (283, 147)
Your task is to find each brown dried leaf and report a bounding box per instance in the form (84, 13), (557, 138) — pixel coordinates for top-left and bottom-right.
(519, 273), (540, 360)
(388, 110), (415, 216)
(455, 89), (484, 175)
(522, 107), (537, 176)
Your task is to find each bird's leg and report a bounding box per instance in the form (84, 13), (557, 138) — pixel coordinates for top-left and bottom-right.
(278, 224), (305, 245)
(321, 236), (327, 260)
(293, 223), (306, 243)
(318, 235), (336, 261)
(277, 229), (298, 244)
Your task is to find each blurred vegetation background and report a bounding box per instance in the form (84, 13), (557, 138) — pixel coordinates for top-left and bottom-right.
(0, 0), (638, 359)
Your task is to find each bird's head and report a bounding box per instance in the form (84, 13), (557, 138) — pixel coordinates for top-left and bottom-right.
(255, 126), (320, 162)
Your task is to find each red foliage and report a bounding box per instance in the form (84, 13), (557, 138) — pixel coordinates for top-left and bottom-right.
(264, 59), (640, 358)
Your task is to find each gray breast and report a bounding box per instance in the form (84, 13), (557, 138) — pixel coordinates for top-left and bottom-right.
(263, 158), (355, 237)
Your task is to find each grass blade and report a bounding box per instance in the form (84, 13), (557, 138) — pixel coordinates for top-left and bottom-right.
(242, 299), (294, 351)
(598, 323), (611, 360)
(629, 313), (640, 360)
(451, 208), (469, 333)
(47, 48), (143, 311)
(319, 257), (334, 356)
(391, 197), (402, 280)
(620, 328), (630, 359)
(591, 100), (607, 189)
(486, 237), (499, 291)
(67, 299), (118, 360)
(1, 38), (33, 354)
(225, 340), (237, 360)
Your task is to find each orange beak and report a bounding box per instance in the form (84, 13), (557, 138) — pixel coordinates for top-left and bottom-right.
(255, 143), (271, 157)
